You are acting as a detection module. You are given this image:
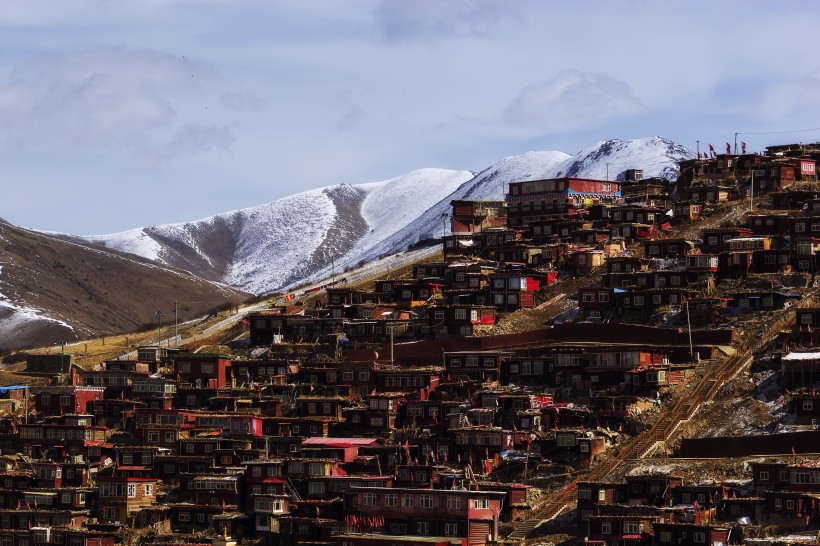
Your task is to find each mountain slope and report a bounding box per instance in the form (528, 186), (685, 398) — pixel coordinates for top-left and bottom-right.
(84, 169), (474, 294)
(0, 221), (248, 350)
(73, 137), (692, 295)
(341, 137), (694, 269)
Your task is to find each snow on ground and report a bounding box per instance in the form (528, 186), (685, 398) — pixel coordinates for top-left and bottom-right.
(67, 137), (694, 295)
(86, 227), (165, 262)
(0, 265), (76, 343)
(627, 463), (680, 476)
(227, 187), (338, 294)
(356, 168), (474, 253)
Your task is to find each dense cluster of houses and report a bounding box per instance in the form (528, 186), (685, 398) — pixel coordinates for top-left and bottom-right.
(5, 142), (820, 546)
(574, 451), (820, 545)
(0, 317), (739, 546)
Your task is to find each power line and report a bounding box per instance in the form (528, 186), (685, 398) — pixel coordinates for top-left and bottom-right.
(736, 127), (820, 136)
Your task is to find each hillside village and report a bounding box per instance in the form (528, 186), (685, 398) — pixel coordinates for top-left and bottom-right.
(3, 142), (820, 546)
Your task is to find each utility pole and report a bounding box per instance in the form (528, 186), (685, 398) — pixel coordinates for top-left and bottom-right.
(750, 171), (754, 212)
(174, 301), (178, 348)
(734, 132), (738, 155)
(331, 256), (335, 284)
(685, 301), (694, 363)
(606, 163), (610, 181)
(155, 310), (164, 347)
(696, 140), (700, 158)
(58, 341), (67, 379)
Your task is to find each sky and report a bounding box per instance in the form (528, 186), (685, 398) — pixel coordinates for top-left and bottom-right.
(1, 0), (819, 234)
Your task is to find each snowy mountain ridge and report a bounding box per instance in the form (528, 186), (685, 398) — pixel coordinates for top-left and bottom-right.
(81, 137), (695, 295)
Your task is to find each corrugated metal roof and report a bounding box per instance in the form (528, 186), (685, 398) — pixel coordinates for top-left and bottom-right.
(301, 437), (377, 446)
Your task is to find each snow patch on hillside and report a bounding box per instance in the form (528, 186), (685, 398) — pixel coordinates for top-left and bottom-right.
(357, 168), (474, 254)
(0, 265), (76, 343)
(227, 188), (338, 294)
(88, 227), (164, 262)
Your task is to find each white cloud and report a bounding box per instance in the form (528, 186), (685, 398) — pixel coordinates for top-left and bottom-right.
(0, 47), (234, 162)
(373, 0), (524, 42)
(756, 72), (820, 121)
(502, 70), (646, 136)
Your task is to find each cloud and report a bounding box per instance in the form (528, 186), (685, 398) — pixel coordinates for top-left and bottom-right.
(0, 47), (234, 162)
(755, 73), (820, 121)
(220, 91), (266, 111)
(501, 70), (646, 135)
(337, 106), (365, 131)
(161, 124), (236, 160)
(373, 0), (523, 42)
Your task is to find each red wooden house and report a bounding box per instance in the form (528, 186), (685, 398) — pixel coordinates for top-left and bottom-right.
(373, 366), (442, 400)
(652, 523), (731, 546)
(96, 476), (160, 524)
(343, 486), (506, 545)
(585, 514), (656, 545)
(506, 177), (621, 227)
(450, 200), (507, 233)
(31, 386), (105, 416)
(173, 353), (232, 389)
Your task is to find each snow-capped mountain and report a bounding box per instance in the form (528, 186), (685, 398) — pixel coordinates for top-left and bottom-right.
(81, 137), (694, 295)
(85, 169), (474, 295)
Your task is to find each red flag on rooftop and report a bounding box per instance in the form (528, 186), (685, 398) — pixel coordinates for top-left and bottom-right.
(741, 141), (747, 154)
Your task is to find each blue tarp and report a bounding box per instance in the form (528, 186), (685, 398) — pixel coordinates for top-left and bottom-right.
(0, 385), (27, 393)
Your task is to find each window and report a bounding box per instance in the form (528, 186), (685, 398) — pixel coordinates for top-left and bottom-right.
(127, 483), (136, 497)
(599, 489), (607, 501)
(384, 494), (398, 507)
(389, 523), (407, 534)
(759, 471), (769, 481)
(417, 521), (429, 535)
(774, 498), (782, 509)
(659, 531), (671, 542)
(402, 494), (414, 507)
(582, 292), (596, 303)
(601, 522), (611, 534)
(308, 482), (325, 495)
(693, 532), (706, 543)
(446, 496), (461, 510)
(178, 511), (190, 522)
(145, 484), (153, 496)
(362, 493), (376, 506)
(420, 495), (433, 508)
(201, 363), (214, 374)
(444, 523), (458, 537)
(474, 498), (489, 509)
(623, 521), (640, 533)
(803, 400), (814, 411)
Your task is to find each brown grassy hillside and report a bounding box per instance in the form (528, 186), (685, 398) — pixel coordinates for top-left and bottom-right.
(0, 220), (250, 351)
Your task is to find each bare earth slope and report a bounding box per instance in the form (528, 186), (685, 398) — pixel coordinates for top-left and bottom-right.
(0, 221), (249, 350)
